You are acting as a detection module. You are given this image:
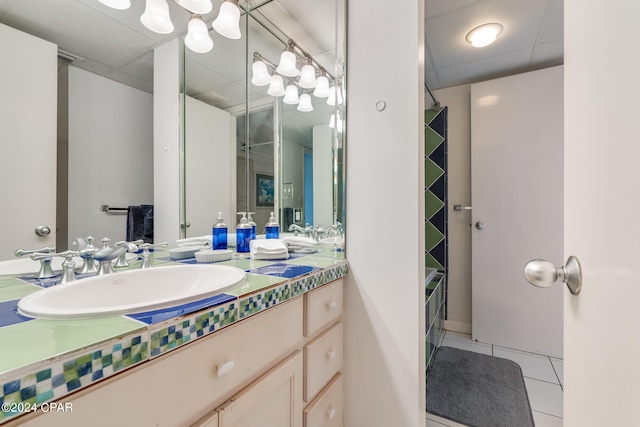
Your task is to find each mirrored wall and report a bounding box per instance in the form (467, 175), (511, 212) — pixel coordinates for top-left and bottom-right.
(181, 0), (345, 242)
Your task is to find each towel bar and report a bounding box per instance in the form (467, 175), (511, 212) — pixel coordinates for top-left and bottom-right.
(100, 205), (128, 213)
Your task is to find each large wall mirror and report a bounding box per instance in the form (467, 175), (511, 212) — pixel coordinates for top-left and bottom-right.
(182, 0), (345, 244)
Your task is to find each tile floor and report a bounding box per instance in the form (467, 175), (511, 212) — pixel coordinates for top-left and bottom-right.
(426, 330), (564, 427)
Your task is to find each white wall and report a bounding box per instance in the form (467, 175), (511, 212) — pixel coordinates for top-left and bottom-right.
(431, 85), (472, 332)
(67, 67), (153, 245)
(344, 0), (425, 426)
(312, 125), (333, 228)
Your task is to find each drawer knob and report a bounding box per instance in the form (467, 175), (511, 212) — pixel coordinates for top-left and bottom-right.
(216, 361), (235, 378)
(327, 301), (337, 310)
(326, 408), (336, 419)
(327, 350), (337, 360)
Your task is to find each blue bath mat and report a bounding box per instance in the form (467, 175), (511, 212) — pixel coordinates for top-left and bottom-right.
(426, 346), (535, 427)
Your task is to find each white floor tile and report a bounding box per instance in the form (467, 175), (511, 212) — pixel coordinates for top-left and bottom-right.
(426, 412), (468, 427)
(533, 410), (564, 427)
(441, 337), (492, 355)
(443, 331), (474, 342)
(551, 358), (564, 385)
(524, 377), (563, 418)
(493, 346), (559, 384)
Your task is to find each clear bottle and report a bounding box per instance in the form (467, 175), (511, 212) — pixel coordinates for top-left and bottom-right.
(247, 212), (257, 240)
(236, 212), (252, 253)
(212, 212), (228, 250)
(265, 211), (280, 239)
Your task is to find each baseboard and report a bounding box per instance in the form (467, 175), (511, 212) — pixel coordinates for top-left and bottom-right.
(444, 320), (471, 335)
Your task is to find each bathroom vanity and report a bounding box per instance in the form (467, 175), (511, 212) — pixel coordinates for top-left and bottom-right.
(0, 250), (347, 427)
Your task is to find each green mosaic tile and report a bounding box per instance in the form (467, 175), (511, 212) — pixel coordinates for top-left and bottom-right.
(0, 276), (30, 288)
(425, 252), (444, 274)
(285, 256), (345, 268)
(0, 282), (39, 303)
(225, 273), (287, 297)
(425, 222), (444, 252)
(425, 126), (444, 156)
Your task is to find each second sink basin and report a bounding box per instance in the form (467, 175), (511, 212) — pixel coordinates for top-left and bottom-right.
(17, 264), (246, 320)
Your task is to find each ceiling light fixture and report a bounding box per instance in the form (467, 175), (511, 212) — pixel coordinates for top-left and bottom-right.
(465, 23), (503, 48)
(251, 56), (271, 87)
(313, 71), (330, 98)
(184, 15), (213, 53)
(283, 84), (300, 105)
(140, 0), (175, 34)
(98, 0), (131, 9)
(175, 0), (212, 14)
(297, 93), (313, 112)
(212, 0), (241, 40)
(267, 75), (286, 97)
(276, 40), (300, 77)
(298, 59), (317, 89)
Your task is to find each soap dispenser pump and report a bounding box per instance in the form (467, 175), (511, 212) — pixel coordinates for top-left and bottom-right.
(247, 212), (257, 240)
(212, 212), (228, 250)
(236, 212), (252, 253)
(266, 212), (280, 239)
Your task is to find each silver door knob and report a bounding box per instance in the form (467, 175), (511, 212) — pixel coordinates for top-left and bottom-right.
(475, 221), (485, 230)
(35, 225), (51, 236)
(524, 256), (582, 295)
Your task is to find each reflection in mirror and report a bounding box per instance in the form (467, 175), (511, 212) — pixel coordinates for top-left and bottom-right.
(182, 0), (345, 245)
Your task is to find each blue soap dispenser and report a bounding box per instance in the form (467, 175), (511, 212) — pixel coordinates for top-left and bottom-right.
(212, 212), (228, 250)
(247, 212), (257, 240)
(266, 211), (280, 239)
(236, 212), (252, 253)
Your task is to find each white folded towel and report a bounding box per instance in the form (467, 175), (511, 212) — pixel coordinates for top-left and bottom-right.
(281, 236), (318, 253)
(250, 239), (289, 260)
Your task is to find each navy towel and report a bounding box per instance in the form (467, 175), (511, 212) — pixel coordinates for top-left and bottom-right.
(126, 205), (154, 243)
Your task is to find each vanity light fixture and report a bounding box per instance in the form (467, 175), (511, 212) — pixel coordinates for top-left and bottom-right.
(276, 41), (300, 77)
(298, 59), (317, 89)
(212, 0), (242, 40)
(267, 75), (286, 97)
(184, 15), (213, 53)
(251, 57), (271, 86)
(140, 0), (175, 34)
(283, 84), (300, 105)
(329, 111), (343, 133)
(327, 82), (343, 106)
(98, 0), (131, 10)
(465, 23), (503, 48)
(297, 93), (314, 112)
(313, 71), (330, 97)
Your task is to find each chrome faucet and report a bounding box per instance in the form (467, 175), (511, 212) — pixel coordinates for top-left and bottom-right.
(73, 236), (99, 275)
(326, 221), (344, 237)
(114, 239), (143, 267)
(288, 224), (306, 236)
(15, 247), (56, 278)
(31, 250), (79, 284)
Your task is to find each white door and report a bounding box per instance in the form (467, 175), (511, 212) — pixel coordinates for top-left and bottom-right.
(563, 1), (640, 424)
(0, 24), (57, 259)
(471, 66), (564, 357)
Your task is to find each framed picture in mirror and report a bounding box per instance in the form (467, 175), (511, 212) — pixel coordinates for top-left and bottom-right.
(256, 173), (274, 207)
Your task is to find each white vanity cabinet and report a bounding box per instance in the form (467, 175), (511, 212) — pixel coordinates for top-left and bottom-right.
(8, 279), (344, 427)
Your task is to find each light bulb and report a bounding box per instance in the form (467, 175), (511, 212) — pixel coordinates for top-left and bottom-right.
(175, 0), (212, 14)
(212, 0), (241, 40)
(330, 112), (343, 133)
(327, 83), (342, 106)
(313, 75), (330, 98)
(184, 16), (213, 53)
(283, 85), (300, 105)
(465, 23), (503, 48)
(267, 75), (285, 97)
(140, 0), (174, 34)
(298, 64), (317, 89)
(276, 51), (299, 77)
(251, 60), (271, 87)
(297, 94), (313, 112)
(98, 0), (131, 9)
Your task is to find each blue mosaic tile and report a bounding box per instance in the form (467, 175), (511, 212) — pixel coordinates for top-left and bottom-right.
(0, 300), (33, 327)
(247, 263), (320, 279)
(0, 333), (148, 423)
(126, 293), (236, 325)
(149, 301), (238, 358)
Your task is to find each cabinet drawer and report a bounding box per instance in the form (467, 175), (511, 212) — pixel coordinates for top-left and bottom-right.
(304, 374), (343, 427)
(304, 279), (343, 337)
(304, 322), (343, 402)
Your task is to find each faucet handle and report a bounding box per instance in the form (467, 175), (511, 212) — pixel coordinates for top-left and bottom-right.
(138, 242), (168, 269)
(15, 247), (56, 258)
(113, 240), (144, 268)
(101, 237), (111, 248)
(31, 250), (80, 284)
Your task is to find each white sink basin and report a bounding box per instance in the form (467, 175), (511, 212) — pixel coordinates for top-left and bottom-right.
(0, 254), (138, 277)
(17, 264), (246, 320)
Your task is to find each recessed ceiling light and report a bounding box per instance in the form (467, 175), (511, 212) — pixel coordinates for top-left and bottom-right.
(465, 23), (504, 48)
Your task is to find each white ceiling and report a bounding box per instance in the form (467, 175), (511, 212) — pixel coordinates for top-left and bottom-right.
(424, 0), (563, 92)
(0, 0), (563, 105)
